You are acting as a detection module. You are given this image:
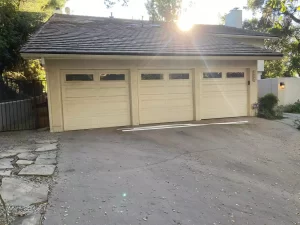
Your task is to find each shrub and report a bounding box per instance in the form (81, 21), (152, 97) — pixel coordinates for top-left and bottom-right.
(284, 100), (300, 114)
(274, 105), (284, 118)
(294, 119), (300, 130)
(258, 93), (281, 119)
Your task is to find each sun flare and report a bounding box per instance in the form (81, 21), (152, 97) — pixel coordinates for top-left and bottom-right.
(177, 15), (194, 31)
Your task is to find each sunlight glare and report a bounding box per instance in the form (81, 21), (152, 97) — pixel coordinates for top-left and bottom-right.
(177, 15), (194, 31)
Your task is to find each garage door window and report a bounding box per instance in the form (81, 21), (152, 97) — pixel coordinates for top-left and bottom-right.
(100, 74), (125, 81)
(227, 72), (244, 78)
(66, 74), (94, 81)
(141, 74), (163, 80)
(203, 72), (222, 78)
(169, 73), (189, 79)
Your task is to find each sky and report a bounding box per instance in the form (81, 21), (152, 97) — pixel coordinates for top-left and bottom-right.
(64, 0), (253, 25)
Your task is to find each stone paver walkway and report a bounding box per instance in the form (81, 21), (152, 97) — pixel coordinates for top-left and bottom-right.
(0, 139), (59, 225)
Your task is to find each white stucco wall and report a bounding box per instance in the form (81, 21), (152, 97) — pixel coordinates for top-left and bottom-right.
(258, 77), (300, 105)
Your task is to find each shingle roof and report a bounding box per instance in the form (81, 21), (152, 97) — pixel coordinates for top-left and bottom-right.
(21, 14), (282, 57)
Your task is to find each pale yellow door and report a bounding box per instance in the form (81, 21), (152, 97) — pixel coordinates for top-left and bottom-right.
(138, 70), (194, 124)
(201, 69), (248, 119)
(61, 70), (131, 131)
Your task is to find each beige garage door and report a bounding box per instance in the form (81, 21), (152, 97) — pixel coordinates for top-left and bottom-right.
(138, 70), (194, 124)
(61, 70), (130, 131)
(201, 69), (248, 119)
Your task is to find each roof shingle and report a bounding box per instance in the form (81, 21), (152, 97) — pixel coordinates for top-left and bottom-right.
(21, 14), (282, 57)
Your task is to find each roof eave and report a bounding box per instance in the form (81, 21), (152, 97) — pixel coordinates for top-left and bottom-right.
(21, 52), (283, 61)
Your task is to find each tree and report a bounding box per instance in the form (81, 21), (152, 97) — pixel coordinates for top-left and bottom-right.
(247, 0), (300, 24)
(104, 0), (186, 22)
(19, 0), (66, 17)
(145, 0), (182, 22)
(245, 0), (300, 77)
(0, 0), (65, 79)
(104, 0), (129, 8)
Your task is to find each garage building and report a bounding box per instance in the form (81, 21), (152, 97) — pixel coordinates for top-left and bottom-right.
(21, 13), (282, 132)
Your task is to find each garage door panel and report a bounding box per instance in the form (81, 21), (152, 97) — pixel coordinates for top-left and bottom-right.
(167, 99), (193, 107)
(202, 92), (247, 98)
(201, 69), (248, 119)
(61, 70), (130, 130)
(202, 84), (247, 93)
(140, 99), (167, 108)
(64, 101), (129, 113)
(167, 88), (192, 94)
(140, 109), (193, 124)
(64, 87), (128, 98)
(138, 70), (193, 124)
(139, 86), (165, 95)
(64, 114), (129, 131)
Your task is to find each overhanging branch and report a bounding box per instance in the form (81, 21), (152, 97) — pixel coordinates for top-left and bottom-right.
(285, 11), (300, 24)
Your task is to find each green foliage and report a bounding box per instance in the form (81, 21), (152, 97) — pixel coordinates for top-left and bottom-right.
(104, 0), (129, 8)
(244, 0), (300, 77)
(145, 0), (182, 22)
(284, 100), (300, 113)
(258, 93), (282, 119)
(19, 0), (65, 18)
(4, 59), (46, 80)
(0, 0), (65, 80)
(247, 0), (300, 24)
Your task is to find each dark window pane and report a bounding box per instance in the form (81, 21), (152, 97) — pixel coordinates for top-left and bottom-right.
(66, 74), (93, 81)
(141, 74), (163, 80)
(100, 74), (125, 81)
(227, 72), (245, 78)
(203, 72), (222, 78)
(169, 73), (189, 79)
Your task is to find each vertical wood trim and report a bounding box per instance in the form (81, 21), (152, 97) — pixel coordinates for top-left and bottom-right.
(193, 68), (201, 120)
(129, 68), (139, 125)
(250, 68), (258, 116)
(59, 69), (64, 131)
(247, 68), (258, 116)
(247, 68), (251, 116)
(44, 65), (53, 132)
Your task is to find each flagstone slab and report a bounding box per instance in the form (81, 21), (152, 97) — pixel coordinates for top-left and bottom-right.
(37, 152), (57, 159)
(16, 160), (34, 165)
(0, 158), (14, 169)
(35, 139), (58, 144)
(0, 152), (18, 159)
(35, 158), (57, 165)
(35, 144), (58, 152)
(8, 148), (32, 154)
(18, 153), (38, 161)
(0, 170), (12, 176)
(12, 213), (42, 225)
(1, 178), (49, 206)
(18, 165), (56, 176)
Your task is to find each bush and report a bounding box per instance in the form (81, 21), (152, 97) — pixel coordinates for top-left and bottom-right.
(258, 93), (282, 119)
(284, 100), (300, 114)
(294, 119), (300, 130)
(274, 105), (284, 118)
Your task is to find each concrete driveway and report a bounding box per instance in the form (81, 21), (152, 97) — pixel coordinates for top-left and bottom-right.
(44, 118), (300, 225)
